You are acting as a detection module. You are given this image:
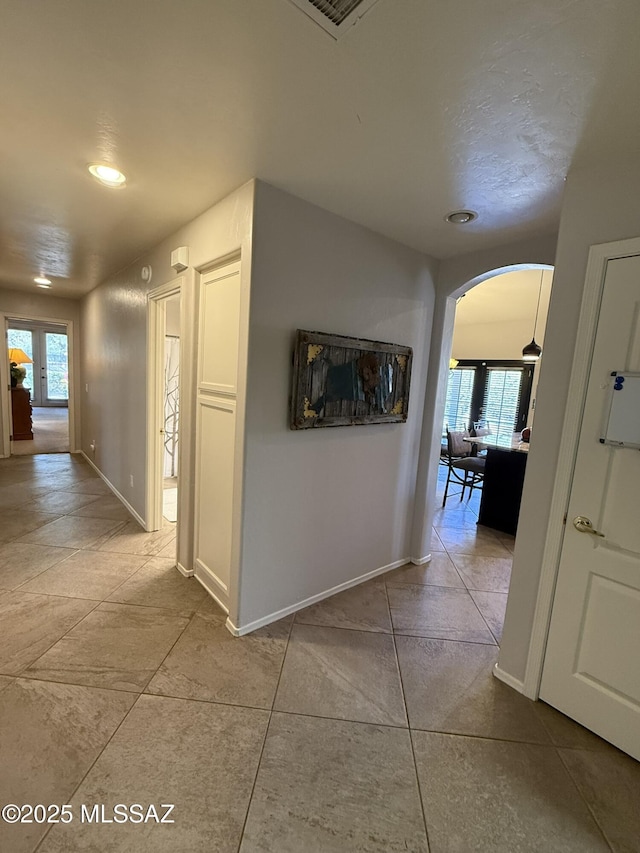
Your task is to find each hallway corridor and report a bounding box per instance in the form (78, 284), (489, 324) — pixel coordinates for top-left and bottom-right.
(0, 454), (637, 852)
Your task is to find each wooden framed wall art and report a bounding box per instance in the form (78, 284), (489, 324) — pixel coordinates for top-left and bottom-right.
(290, 329), (413, 429)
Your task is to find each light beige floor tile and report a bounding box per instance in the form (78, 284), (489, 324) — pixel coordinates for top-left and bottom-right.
(146, 612), (290, 709)
(436, 526), (511, 557)
(295, 578), (392, 633)
(495, 531), (516, 552)
(560, 746), (640, 853)
(387, 582), (496, 644)
(432, 509), (481, 530)
(274, 624), (407, 726)
(70, 493), (134, 520)
(0, 469), (40, 489)
(155, 538), (177, 558)
(106, 557), (208, 615)
(0, 480), (51, 508)
(386, 553), (464, 588)
(396, 637), (551, 742)
(27, 471), (97, 493)
(412, 731), (610, 853)
(39, 694), (269, 853)
(95, 520), (176, 556)
(17, 515), (127, 549)
(18, 490), (102, 515)
(241, 713), (428, 853)
(0, 542), (76, 589)
(450, 554), (513, 593)
(0, 679), (136, 853)
(469, 589), (508, 643)
(197, 593), (227, 618)
(533, 702), (616, 751)
(0, 511), (62, 545)
(20, 550), (148, 600)
(64, 478), (112, 496)
(0, 591), (96, 675)
(430, 527), (445, 551)
(25, 602), (189, 692)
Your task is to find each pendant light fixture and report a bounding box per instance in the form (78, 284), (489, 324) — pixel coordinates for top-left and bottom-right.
(522, 271), (544, 362)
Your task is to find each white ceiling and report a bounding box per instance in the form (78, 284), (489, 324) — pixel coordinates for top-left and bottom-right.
(1, 0), (639, 298)
(455, 269), (552, 328)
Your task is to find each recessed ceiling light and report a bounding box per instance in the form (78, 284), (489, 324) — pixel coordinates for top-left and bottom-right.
(445, 210), (478, 224)
(34, 276), (52, 285)
(88, 163), (127, 188)
(37, 283), (52, 289)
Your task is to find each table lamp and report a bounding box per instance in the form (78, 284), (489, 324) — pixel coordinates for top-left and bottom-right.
(8, 348), (33, 388)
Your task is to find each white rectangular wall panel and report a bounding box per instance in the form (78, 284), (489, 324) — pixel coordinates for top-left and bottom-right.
(195, 398), (236, 600)
(199, 263), (241, 396)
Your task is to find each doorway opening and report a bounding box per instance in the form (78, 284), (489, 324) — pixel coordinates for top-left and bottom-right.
(162, 296), (180, 525)
(7, 318), (70, 455)
(147, 279), (185, 570)
(437, 268), (553, 536)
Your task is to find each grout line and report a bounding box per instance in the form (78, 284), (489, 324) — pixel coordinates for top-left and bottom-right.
(235, 615), (294, 852)
(388, 590), (421, 853)
(293, 618), (393, 636)
(408, 728), (432, 851)
(555, 747), (616, 853)
(263, 706), (410, 731)
(32, 692), (148, 852)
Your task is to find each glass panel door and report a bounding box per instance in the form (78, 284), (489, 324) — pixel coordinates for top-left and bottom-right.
(43, 332), (69, 403)
(7, 323), (68, 406)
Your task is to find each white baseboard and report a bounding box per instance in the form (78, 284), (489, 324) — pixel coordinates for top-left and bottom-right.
(176, 562), (193, 578)
(194, 573), (229, 614)
(410, 553), (432, 566)
(80, 451), (146, 528)
(493, 663), (525, 694)
(226, 556), (410, 637)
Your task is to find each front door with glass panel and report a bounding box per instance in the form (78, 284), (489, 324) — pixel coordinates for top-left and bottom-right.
(7, 323), (69, 407)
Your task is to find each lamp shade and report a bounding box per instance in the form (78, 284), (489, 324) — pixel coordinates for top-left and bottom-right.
(522, 339), (542, 362)
(8, 348), (33, 364)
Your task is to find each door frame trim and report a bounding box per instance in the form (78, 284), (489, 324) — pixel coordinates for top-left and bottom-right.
(1, 312), (76, 457)
(524, 236), (640, 699)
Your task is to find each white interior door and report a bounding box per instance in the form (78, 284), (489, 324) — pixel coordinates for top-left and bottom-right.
(540, 253), (640, 760)
(193, 260), (241, 612)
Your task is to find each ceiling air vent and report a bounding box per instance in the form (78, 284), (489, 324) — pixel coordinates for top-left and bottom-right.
(287, 0), (382, 39)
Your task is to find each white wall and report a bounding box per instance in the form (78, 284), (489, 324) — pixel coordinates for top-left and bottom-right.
(452, 269), (552, 360)
(499, 158), (640, 683)
(81, 181), (254, 577)
(237, 182), (436, 628)
(0, 288), (81, 454)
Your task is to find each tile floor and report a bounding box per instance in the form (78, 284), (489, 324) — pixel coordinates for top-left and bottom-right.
(0, 454), (638, 852)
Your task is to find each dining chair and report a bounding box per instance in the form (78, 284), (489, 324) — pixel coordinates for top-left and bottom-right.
(442, 429), (486, 506)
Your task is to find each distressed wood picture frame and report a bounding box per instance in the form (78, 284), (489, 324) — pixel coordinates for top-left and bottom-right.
(290, 329), (413, 429)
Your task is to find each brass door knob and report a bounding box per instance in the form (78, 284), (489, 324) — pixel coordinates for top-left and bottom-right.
(573, 516), (605, 537)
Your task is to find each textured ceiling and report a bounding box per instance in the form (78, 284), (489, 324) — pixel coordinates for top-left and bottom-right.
(1, 0), (639, 297)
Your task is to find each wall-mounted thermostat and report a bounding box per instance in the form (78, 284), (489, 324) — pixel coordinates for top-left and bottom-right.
(170, 246), (189, 272)
(600, 371), (640, 449)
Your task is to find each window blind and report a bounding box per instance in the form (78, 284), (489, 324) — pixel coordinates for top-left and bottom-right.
(481, 368), (525, 437)
(443, 367), (475, 433)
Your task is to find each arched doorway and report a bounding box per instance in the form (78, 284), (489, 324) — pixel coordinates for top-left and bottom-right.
(410, 262), (554, 657)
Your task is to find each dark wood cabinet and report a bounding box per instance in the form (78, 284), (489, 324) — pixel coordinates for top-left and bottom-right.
(11, 388), (33, 440)
(477, 447), (527, 535)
